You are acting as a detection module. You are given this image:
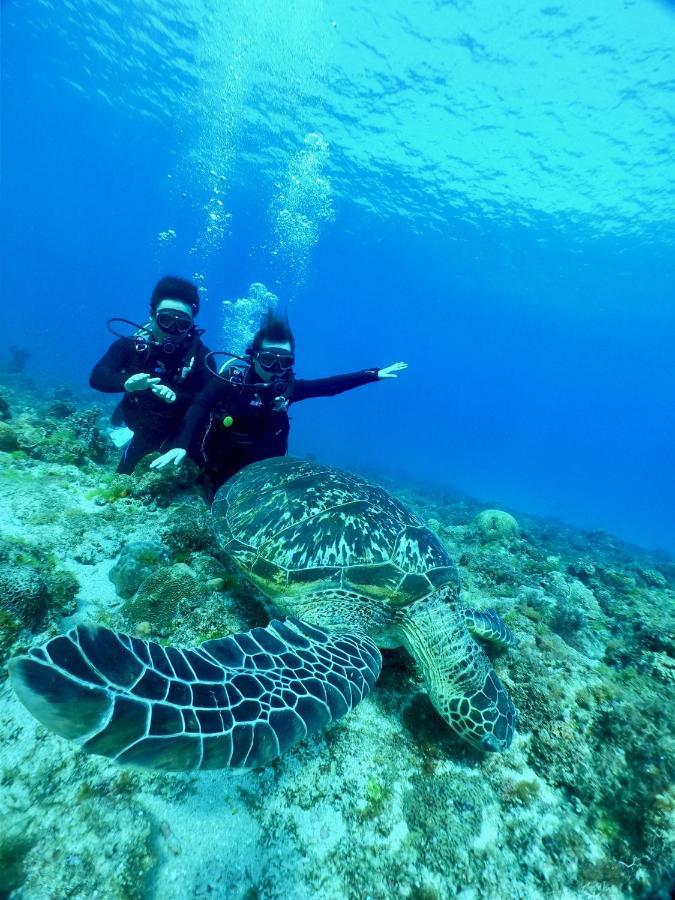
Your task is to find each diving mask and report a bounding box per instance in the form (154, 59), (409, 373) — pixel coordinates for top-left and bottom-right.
(155, 309), (193, 336)
(255, 349), (295, 373)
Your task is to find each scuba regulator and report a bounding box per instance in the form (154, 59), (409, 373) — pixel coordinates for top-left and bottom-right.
(106, 318), (203, 383)
(205, 350), (294, 411)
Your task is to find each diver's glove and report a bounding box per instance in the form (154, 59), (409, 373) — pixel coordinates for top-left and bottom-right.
(377, 361), (408, 379)
(150, 447), (186, 469)
(124, 373), (161, 392)
(151, 383), (176, 404)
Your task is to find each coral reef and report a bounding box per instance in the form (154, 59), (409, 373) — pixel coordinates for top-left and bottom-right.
(0, 377), (673, 900)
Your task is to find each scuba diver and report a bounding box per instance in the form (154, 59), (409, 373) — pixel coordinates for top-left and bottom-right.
(150, 309), (407, 492)
(89, 276), (211, 473)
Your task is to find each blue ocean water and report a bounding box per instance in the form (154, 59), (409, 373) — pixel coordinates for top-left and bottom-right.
(2, 0), (674, 552)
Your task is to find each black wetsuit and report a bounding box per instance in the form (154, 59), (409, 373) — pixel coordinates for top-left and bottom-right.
(174, 364), (380, 492)
(90, 333), (211, 473)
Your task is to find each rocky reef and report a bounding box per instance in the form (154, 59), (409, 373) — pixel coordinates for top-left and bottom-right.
(0, 375), (673, 899)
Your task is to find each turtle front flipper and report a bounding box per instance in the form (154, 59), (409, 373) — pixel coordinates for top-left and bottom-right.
(399, 591), (516, 752)
(9, 620), (381, 771)
(464, 608), (517, 650)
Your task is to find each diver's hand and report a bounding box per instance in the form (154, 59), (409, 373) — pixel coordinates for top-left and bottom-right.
(377, 362), (408, 379)
(150, 448), (186, 469)
(151, 383), (176, 404)
(124, 373), (161, 392)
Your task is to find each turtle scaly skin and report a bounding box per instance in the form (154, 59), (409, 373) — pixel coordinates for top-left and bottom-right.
(10, 457), (516, 769)
(10, 619), (380, 771)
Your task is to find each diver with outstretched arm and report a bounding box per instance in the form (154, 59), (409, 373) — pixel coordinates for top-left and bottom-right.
(90, 276), (211, 474)
(150, 309), (407, 493)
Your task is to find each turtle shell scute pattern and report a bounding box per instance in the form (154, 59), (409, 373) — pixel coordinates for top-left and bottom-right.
(213, 457), (459, 606)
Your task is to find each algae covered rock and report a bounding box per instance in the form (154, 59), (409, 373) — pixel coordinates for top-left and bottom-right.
(109, 541), (171, 599)
(160, 501), (216, 557)
(44, 568), (80, 616)
(130, 456), (201, 507)
(0, 563), (49, 628)
(12, 416), (46, 452)
(0, 610), (22, 661)
(0, 421), (19, 452)
(46, 386), (77, 420)
(37, 407), (109, 467)
(473, 508), (519, 543)
(546, 571), (608, 658)
(122, 563), (207, 632)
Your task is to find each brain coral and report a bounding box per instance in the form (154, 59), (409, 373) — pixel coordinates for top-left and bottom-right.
(473, 509), (519, 543)
(121, 563), (210, 633)
(0, 564), (49, 627)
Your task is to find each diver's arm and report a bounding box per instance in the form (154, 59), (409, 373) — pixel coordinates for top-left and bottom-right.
(292, 369), (381, 402)
(171, 378), (226, 451)
(89, 340), (135, 393)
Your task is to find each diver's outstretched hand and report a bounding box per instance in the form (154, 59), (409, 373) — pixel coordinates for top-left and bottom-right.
(151, 383), (176, 404)
(377, 361), (408, 379)
(150, 448), (186, 469)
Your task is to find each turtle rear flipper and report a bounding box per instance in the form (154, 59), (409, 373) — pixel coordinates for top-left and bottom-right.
(10, 620), (381, 771)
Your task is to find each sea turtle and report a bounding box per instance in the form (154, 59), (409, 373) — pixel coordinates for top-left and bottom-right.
(10, 457), (516, 771)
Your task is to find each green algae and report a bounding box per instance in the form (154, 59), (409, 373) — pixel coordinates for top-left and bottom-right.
(359, 777), (391, 820)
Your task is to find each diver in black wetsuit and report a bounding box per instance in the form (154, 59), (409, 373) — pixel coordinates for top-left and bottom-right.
(89, 276), (211, 474)
(150, 309), (407, 493)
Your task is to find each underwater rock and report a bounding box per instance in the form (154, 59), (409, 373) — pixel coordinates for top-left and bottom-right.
(46, 386), (77, 420)
(12, 416), (46, 452)
(543, 572), (608, 659)
(634, 565), (668, 588)
(566, 559), (596, 582)
(0, 420), (19, 452)
(0, 563), (49, 628)
(66, 407), (108, 463)
(473, 509), (519, 543)
(131, 455), (201, 507)
(44, 568), (80, 616)
(37, 407), (109, 467)
(121, 562), (208, 632)
(109, 541), (171, 599)
(160, 501), (217, 557)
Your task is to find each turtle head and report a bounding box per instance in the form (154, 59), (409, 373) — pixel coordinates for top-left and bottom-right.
(399, 592), (517, 753)
(444, 668), (516, 752)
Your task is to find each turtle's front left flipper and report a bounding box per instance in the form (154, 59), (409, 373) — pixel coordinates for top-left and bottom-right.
(9, 620), (381, 771)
